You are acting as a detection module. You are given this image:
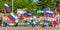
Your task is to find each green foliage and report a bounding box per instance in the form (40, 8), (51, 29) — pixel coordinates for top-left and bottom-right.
(0, 0), (60, 14)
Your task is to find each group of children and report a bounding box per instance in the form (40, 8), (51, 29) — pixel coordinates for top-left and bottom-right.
(4, 15), (58, 27)
(0, 11), (59, 27)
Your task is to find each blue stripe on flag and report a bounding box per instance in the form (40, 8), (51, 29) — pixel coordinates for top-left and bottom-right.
(9, 14), (16, 21)
(4, 6), (10, 10)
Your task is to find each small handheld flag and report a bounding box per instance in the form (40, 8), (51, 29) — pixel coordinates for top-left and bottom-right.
(2, 4), (11, 13)
(53, 2), (57, 12)
(8, 13), (16, 23)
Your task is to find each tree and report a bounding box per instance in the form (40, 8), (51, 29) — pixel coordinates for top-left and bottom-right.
(0, 0), (60, 14)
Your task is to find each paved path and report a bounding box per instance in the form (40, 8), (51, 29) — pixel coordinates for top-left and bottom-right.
(0, 26), (60, 30)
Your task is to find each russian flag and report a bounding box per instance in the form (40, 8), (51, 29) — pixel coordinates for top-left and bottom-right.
(54, 3), (57, 12)
(2, 4), (11, 13)
(45, 11), (53, 15)
(8, 13), (16, 23)
(24, 13), (31, 18)
(45, 11), (53, 17)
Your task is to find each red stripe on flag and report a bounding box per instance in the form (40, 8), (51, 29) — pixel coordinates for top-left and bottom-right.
(45, 14), (49, 17)
(2, 8), (11, 13)
(8, 16), (14, 23)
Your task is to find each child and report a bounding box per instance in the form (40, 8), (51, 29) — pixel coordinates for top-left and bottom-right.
(30, 16), (35, 27)
(53, 20), (58, 27)
(35, 15), (40, 26)
(24, 18), (28, 26)
(43, 20), (48, 27)
(14, 20), (18, 27)
(42, 18), (49, 28)
(3, 15), (9, 27)
(19, 14), (24, 26)
(14, 15), (18, 27)
(53, 16), (58, 27)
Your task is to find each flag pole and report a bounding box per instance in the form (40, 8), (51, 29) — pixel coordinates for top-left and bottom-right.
(4, 11), (6, 15)
(12, 0), (13, 13)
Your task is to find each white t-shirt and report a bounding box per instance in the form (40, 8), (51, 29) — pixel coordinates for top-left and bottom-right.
(15, 20), (18, 23)
(30, 17), (33, 20)
(29, 17), (34, 22)
(15, 16), (18, 23)
(3, 17), (8, 22)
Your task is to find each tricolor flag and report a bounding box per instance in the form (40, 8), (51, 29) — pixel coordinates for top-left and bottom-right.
(8, 13), (16, 23)
(44, 11), (53, 18)
(2, 4), (11, 13)
(54, 7), (57, 12)
(54, 3), (57, 12)
(24, 13), (31, 18)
